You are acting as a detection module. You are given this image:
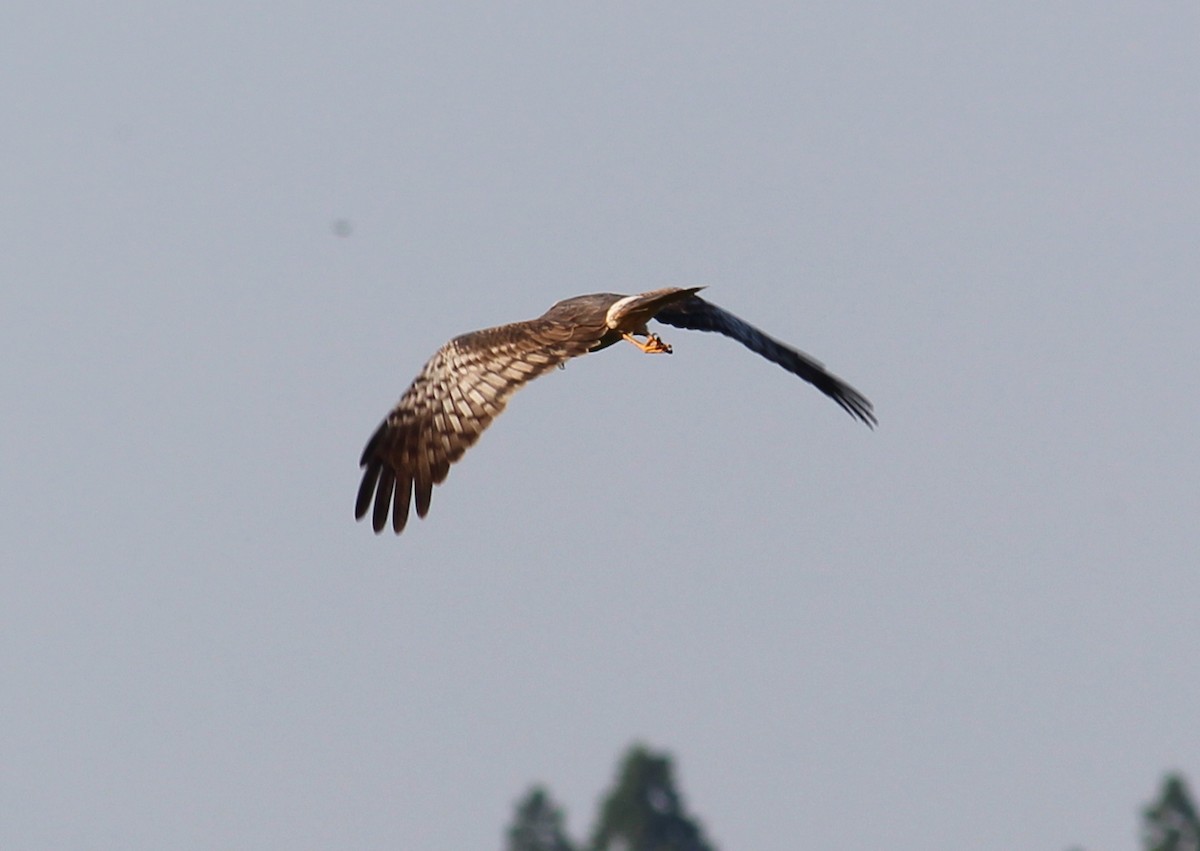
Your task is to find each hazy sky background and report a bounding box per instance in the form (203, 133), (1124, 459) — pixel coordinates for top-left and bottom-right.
(3, 3), (1197, 849)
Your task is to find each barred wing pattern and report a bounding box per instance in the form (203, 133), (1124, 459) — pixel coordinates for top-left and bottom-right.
(356, 319), (602, 533)
(654, 295), (877, 427)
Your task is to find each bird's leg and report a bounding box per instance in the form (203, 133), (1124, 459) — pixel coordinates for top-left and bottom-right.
(621, 331), (673, 354)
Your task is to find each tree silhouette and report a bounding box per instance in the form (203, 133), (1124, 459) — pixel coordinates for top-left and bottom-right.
(1143, 774), (1200, 851)
(588, 744), (716, 851)
(505, 786), (577, 851)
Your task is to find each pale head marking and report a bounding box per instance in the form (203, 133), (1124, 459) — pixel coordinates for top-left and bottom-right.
(605, 294), (641, 329)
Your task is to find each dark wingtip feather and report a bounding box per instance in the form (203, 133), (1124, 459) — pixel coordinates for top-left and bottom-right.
(835, 387), (877, 429)
(372, 468), (395, 533)
(414, 478), (433, 519)
(392, 472), (412, 534)
(356, 462), (382, 521)
(359, 421), (388, 467)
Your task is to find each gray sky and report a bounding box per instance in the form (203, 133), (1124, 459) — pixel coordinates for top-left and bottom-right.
(3, 2), (1198, 849)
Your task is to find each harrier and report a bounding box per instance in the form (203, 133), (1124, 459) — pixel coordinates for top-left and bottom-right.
(356, 287), (875, 533)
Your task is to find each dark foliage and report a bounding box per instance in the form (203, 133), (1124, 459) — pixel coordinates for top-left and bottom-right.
(1143, 774), (1200, 851)
(505, 787), (577, 851)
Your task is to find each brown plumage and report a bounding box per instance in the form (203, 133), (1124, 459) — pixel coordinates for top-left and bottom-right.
(356, 287), (875, 533)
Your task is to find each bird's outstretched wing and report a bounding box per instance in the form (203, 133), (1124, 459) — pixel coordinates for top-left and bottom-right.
(356, 318), (603, 533)
(653, 294), (877, 427)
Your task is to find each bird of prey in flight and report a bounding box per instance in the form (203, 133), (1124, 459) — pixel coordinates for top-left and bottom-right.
(356, 287), (875, 534)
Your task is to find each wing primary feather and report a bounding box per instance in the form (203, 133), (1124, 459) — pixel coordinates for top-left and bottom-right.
(356, 462), (381, 521)
(373, 467), (396, 533)
(392, 472), (412, 533)
(414, 477), (433, 518)
(359, 422), (387, 467)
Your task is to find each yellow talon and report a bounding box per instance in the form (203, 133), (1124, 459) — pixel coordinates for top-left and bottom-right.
(622, 332), (672, 354)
